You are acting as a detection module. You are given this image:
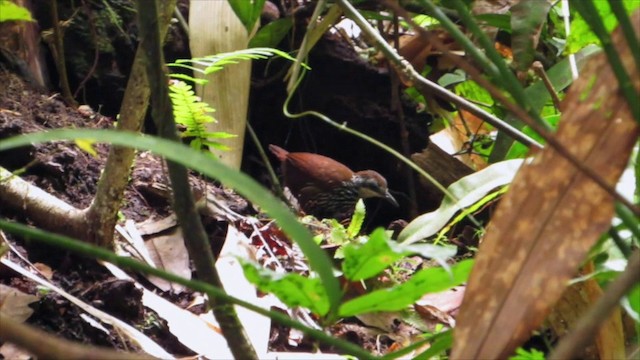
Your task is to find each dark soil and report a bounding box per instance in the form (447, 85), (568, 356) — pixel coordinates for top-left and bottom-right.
(0, 69), (231, 356)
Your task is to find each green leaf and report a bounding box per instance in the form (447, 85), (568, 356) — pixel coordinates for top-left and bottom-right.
(391, 242), (457, 269)
(438, 69), (467, 88)
(473, 14), (511, 32)
(0, 0), (34, 22)
(176, 47), (308, 75)
(414, 329), (453, 359)
(398, 159), (524, 244)
(342, 228), (457, 281)
(0, 129), (342, 316)
(566, 0), (640, 55)
(227, 0), (266, 33)
(456, 79), (494, 107)
(249, 18), (293, 48)
(346, 199), (365, 238)
(506, 113), (560, 159)
(342, 228), (404, 281)
(510, 1), (552, 71)
(509, 347), (546, 360)
(241, 260), (330, 315)
(338, 260), (474, 317)
(489, 45), (600, 162)
(74, 139), (98, 157)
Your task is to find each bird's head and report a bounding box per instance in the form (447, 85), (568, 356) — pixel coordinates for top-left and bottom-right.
(352, 170), (398, 207)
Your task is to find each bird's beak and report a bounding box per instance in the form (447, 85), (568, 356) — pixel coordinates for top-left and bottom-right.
(384, 190), (399, 207)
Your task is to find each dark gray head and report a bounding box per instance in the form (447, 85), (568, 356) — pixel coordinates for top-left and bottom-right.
(352, 170), (398, 207)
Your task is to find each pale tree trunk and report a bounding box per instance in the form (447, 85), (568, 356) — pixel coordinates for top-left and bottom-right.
(189, 1), (254, 169)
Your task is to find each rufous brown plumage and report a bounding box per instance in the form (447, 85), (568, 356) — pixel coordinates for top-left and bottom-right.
(269, 144), (397, 220)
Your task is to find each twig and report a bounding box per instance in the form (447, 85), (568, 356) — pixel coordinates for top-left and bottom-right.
(0, 313), (153, 360)
(0, 219), (378, 360)
(135, 1), (257, 358)
(389, 13), (418, 218)
(532, 61), (562, 110)
(378, 0), (640, 216)
(50, 0), (77, 107)
(344, 0), (542, 149)
(73, 1), (100, 99)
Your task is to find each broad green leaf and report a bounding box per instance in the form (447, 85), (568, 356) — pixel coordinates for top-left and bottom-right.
(0, 129), (342, 315)
(342, 228), (457, 281)
(0, 0), (33, 22)
(338, 260), (473, 317)
(456, 79), (494, 107)
(506, 113), (560, 159)
(566, 0), (640, 55)
(342, 228), (403, 281)
(249, 18), (292, 48)
(511, 1), (552, 71)
(398, 159), (524, 244)
(227, 0), (266, 33)
(241, 261), (329, 315)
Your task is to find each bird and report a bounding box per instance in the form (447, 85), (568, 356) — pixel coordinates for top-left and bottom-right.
(268, 144), (398, 220)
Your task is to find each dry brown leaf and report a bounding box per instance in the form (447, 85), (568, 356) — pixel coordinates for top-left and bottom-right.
(547, 262), (625, 359)
(144, 227), (191, 293)
(0, 284), (38, 323)
(451, 11), (640, 360)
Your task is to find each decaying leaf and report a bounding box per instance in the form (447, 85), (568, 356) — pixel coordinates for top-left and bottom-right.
(452, 11), (640, 360)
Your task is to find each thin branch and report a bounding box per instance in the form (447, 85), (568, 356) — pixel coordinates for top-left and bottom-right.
(135, 1), (257, 358)
(378, 0), (640, 216)
(0, 219), (377, 360)
(341, 1), (542, 151)
(532, 61), (562, 111)
(549, 249), (640, 359)
(50, 0), (77, 107)
(0, 313), (153, 360)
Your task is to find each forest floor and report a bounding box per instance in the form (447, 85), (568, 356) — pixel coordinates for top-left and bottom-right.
(0, 68), (400, 357)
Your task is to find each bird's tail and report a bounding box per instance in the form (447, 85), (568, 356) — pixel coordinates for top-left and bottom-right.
(268, 144), (289, 161)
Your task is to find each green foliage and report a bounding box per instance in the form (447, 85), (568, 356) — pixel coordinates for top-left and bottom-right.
(338, 259), (473, 317)
(399, 159), (524, 244)
(510, 1), (553, 71)
(241, 261), (330, 315)
(169, 48), (304, 77)
(168, 80), (235, 151)
(506, 113), (560, 159)
(249, 18), (293, 48)
(241, 220), (459, 318)
(167, 48), (304, 152)
(342, 228), (406, 281)
(346, 199), (365, 238)
(509, 347), (546, 360)
(0, 129), (343, 317)
(566, 0), (640, 55)
(0, 0), (33, 22)
(227, 0), (266, 33)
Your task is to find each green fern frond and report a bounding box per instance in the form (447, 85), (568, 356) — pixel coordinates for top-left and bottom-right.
(169, 80), (234, 151)
(170, 47), (309, 75)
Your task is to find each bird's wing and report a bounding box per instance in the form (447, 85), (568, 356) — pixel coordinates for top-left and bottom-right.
(283, 152), (353, 193)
